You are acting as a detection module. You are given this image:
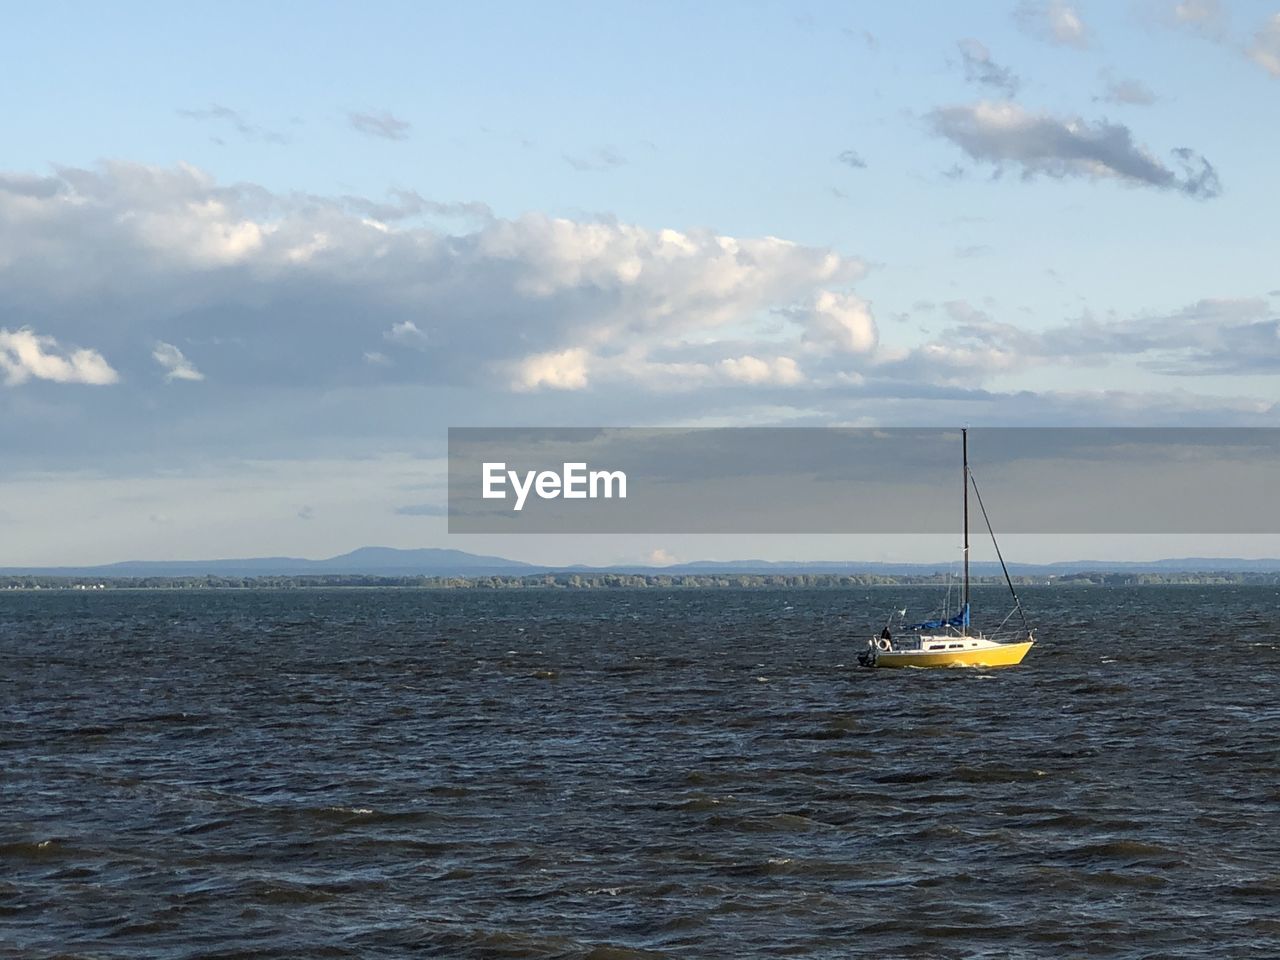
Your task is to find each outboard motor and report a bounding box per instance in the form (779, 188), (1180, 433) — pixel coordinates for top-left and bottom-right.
(857, 640), (878, 668)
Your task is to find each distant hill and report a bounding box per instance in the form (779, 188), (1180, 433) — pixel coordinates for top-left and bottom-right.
(4, 547), (1280, 578)
(0, 547), (537, 578)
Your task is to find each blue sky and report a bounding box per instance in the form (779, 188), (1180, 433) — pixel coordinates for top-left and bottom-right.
(3, 1), (1280, 565)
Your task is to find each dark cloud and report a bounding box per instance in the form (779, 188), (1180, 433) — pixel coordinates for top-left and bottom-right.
(348, 110), (411, 141)
(929, 102), (1221, 198)
(842, 27), (878, 50)
(956, 39), (1020, 96)
(178, 104), (290, 144)
(836, 149), (867, 169)
(1141, 299), (1280, 375)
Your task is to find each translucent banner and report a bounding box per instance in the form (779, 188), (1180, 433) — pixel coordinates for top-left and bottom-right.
(447, 428), (1280, 534)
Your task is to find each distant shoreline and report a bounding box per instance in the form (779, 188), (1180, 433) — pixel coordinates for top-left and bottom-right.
(3, 572), (1279, 591)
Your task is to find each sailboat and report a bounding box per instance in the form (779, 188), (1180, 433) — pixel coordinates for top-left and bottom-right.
(858, 428), (1035, 668)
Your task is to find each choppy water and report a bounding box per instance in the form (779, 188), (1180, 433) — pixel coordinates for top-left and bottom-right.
(2, 585), (1278, 959)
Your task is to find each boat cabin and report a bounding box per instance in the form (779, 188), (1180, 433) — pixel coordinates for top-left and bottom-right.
(891, 633), (993, 652)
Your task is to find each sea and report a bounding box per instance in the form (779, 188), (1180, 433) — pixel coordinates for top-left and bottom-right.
(2, 585), (1277, 959)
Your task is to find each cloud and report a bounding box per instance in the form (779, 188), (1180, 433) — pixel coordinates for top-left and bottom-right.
(956, 39), (1020, 96)
(786, 291), (879, 354)
(348, 110), (411, 141)
(0, 161), (863, 401)
(178, 104), (289, 144)
(717, 355), (804, 386)
(646, 547), (678, 566)
(929, 102), (1221, 198)
(153, 341), (204, 381)
(1168, 3), (1280, 78)
(384, 320), (428, 348)
(1248, 13), (1280, 76)
(1170, 0), (1228, 39)
(836, 149), (867, 169)
(342, 190), (492, 224)
(0, 163), (270, 282)
(1137, 299), (1280, 375)
(394, 503), (447, 516)
(6, 156), (1268, 464)
(1015, 0), (1090, 47)
(880, 297), (1280, 382)
(1099, 77), (1158, 106)
(842, 28), (878, 50)
(512, 348), (591, 391)
(0, 328), (119, 386)
(563, 147), (627, 172)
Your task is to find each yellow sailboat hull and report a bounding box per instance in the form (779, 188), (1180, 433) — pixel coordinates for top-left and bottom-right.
(875, 640), (1034, 669)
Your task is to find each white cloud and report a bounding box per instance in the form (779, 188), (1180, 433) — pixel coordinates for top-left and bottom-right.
(717, 355), (805, 386)
(0, 328), (118, 386)
(152, 341), (204, 381)
(384, 320), (428, 347)
(0, 162), (864, 396)
(5, 158), (1271, 480)
(1168, 2), (1280, 78)
(512, 348), (591, 391)
(1248, 14), (1280, 76)
(793, 290), (879, 354)
(0, 163), (268, 283)
(646, 547), (678, 566)
(1172, 0), (1227, 37)
(1016, 0), (1090, 47)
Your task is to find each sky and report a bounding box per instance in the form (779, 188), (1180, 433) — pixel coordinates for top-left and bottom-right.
(3, 0), (1280, 566)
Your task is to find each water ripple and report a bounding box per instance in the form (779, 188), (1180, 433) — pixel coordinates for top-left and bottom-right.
(1, 585), (1278, 958)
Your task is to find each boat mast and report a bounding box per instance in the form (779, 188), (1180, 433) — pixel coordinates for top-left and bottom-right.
(962, 427), (970, 633)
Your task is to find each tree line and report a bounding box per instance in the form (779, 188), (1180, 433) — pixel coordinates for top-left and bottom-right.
(2, 571), (1278, 591)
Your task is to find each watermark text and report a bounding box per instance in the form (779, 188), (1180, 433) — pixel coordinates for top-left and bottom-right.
(482, 462), (627, 511)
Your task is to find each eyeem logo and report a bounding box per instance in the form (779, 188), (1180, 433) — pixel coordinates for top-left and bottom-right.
(482, 462), (627, 512)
